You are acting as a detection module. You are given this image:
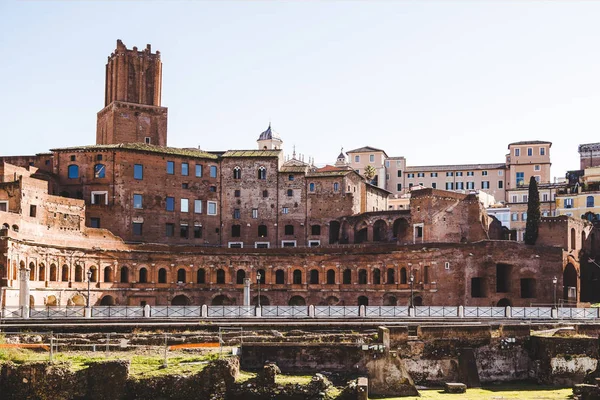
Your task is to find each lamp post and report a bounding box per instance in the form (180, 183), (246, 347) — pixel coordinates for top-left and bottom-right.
(86, 269), (92, 308)
(552, 276), (558, 310)
(409, 273), (414, 309)
(256, 272), (261, 308)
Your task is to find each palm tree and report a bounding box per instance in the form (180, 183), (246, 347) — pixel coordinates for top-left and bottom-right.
(363, 165), (376, 183)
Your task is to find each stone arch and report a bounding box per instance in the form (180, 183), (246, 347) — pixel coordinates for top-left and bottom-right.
(236, 269), (246, 284)
(497, 298), (511, 307)
(275, 269), (285, 284)
(211, 294), (234, 305)
(563, 263), (578, 302)
(413, 296), (423, 306)
(70, 294), (85, 306)
(29, 262), (35, 281)
(38, 263), (46, 282)
(158, 268), (167, 283)
(2, 223), (9, 230)
(257, 269), (266, 284)
(103, 266), (112, 282)
(29, 295), (35, 307)
(383, 294), (397, 306)
(49, 264), (58, 281)
(373, 219), (388, 242)
(293, 269), (302, 284)
(372, 268), (381, 284)
(171, 295), (191, 306)
(197, 269), (206, 284)
(288, 296), (306, 306)
(326, 269), (336, 284)
(309, 269), (319, 284)
(325, 296), (340, 305)
(386, 268), (395, 284)
(89, 266), (98, 282)
(216, 268), (225, 284)
(12, 224), (19, 232)
(100, 295), (116, 306)
(355, 221), (368, 244)
(400, 267), (407, 284)
(74, 264), (83, 282)
(393, 218), (410, 242)
(177, 268), (186, 283)
(62, 264), (69, 282)
(358, 296), (369, 306)
(139, 267), (148, 283)
(252, 295), (270, 306)
(358, 269), (367, 284)
(342, 269), (351, 284)
(120, 266), (129, 283)
(46, 295), (58, 307)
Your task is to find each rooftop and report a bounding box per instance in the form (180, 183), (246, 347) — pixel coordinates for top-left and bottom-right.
(406, 163), (506, 172)
(508, 140), (552, 148)
(50, 143), (218, 159)
(257, 124), (282, 142)
(221, 150), (282, 158)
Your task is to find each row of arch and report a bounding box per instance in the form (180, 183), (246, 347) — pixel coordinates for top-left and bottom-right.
(328, 217), (410, 244)
(1, 222), (19, 232)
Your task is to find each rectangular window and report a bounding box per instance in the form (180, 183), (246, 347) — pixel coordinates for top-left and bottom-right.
(91, 217), (100, 228)
(386, 173), (390, 180)
(527, 147), (533, 156)
(512, 195), (518, 203)
(233, 209), (240, 219)
(431, 172), (438, 177)
(543, 193), (549, 202)
(29, 205), (37, 217)
(195, 164), (202, 177)
(481, 181), (490, 189)
(354, 155), (360, 162)
(431, 182), (436, 189)
(564, 198), (573, 208)
(209, 166), (217, 178)
(511, 213), (518, 221)
(165, 223), (174, 237)
(515, 148), (520, 156)
(417, 172), (425, 178)
(467, 171), (474, 176)
(0, 201), (7, 212)
(498, 181), (503, 189)
(333, 182), (339, 192)
(456, 182), (464, 190)
(207, 201), (217, 215)
(540, 147), (546, 156)
(534, 165), (541, 171)
(522, 195), (528, 202)
(133, 194), (143, 209)
(407, 173), (414, 178)
(194, 200), (202, 213)
(397, 170), (402, 177)
(166, 196), (175, 211)
(181, 198), (189, 213)
(282, 207), (289, 214)
(466, 182), (474, 190)
(133, 222), (143, 235)
(385, 160), (390, 168)
(369, 154), (374, 162)
(91, 191), (108, 205)
(397, 183), (402, 191)
(166, 161), (174, 175)
(180, 224), (189, 238)
(456, 172), (463, 177)
(498, 170), (503, 176)
(446, 172), (453, 177)
(522, 212), (527, 221)
(181, 163), (189, 176)
(482, 171), (488, 176)
(194, 225), (202, 238)
(252, 208), (258, 219)
(234, 189), (240, 197)
(134, 164), (143, 180)
(445, 182), (454, 190)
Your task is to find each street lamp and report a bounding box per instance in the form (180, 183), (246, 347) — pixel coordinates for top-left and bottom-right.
(86, 269), (93, 308)
(552, 276), (558, 310)
(256, 272), (262, 308)
(409, 273), (414, 309)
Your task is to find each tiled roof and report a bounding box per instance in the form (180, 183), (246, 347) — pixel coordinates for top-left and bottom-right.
(50, 143), (218, 159)
(221, 150), (282, 158)
(316, 165), (347, 172)
(406, 163), (506, 172)
(508, 140), (552, 148)
(257, 124), (282, 141)
(280, 166), (309, 173)
(307, 170), (351, 178)
(346, 146), (387, 155)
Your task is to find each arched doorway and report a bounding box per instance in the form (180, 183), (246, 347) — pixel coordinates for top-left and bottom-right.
(413, 296), (423, 306)
(383, 294), (397, 306)
(171, 295), (191, 306)
(355, 221), (368, 244)
(393, 218), (409, 241)
(252, 295), (270, 306)
(358, 296), (369, 306)
(46, 295), (57, 307)
(497, 298), (511, 307)
(100, 295), (116, 306)
(329, 221), (340, 244)
(563, 263), (578, 303)
(212, 295), (234, 305)
(288, 296), (306, 306)
(373, 220), (387, 242)
(325, 296), (340, 305)
(70, 294), (85, 306)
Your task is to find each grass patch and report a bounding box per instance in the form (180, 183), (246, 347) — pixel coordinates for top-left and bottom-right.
(275, 374), (313, 386)
(382, 385), (573, 399)
(237, 370), (257, 383)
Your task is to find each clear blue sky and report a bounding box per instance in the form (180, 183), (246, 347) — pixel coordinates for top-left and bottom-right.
(1, 1), (599, 180)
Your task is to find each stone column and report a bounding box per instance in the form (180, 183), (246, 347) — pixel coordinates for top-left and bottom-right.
(19, 265), (30, 318)
(243, 278), (251, 306)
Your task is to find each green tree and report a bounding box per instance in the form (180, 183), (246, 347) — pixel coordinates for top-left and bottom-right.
(524, 176), (541, 245)
(363, 165), (376, 183)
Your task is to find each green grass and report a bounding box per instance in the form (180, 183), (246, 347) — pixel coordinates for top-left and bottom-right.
(381, 385), (573, 399)
(275, 374), (313, 385)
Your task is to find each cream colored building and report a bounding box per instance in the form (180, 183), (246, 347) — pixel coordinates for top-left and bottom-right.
(346, 147), (388, 189)
(556, 166), (600, 220)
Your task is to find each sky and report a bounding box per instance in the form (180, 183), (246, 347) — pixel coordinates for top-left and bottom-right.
(1, 1), (600, 181)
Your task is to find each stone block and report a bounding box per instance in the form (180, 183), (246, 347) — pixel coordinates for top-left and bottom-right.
(445, 382), (467, 393)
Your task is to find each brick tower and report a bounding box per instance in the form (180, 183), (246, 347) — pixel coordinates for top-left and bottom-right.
(96, 40), (168, 146)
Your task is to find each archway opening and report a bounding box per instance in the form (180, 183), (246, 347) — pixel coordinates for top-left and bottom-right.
(373, 220), (387, 242)
(497, 298), (511, 307)
(392, 218), (410, 241)
(171, 295), (191, 306)
(563, 263), (578, 303)
(329, 221), (340, 244)
(100, 295), (116, 306)
(358, 296), (369, 306)
(288, 296), (306, 306)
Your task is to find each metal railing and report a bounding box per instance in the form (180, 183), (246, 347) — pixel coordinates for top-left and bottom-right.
(2, 305), (600, 321)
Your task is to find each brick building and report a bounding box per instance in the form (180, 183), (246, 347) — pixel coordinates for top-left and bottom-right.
(0, 40), (595, 309)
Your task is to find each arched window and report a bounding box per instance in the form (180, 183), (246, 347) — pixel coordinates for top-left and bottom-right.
(49, 264), (57, 281)
(94, 164), (106, 178)
(571, 228), (576, 250)
(29, 263), (35, 281)
(197, 269), (206, 284)
(400, 267), (407, 284)
(216, 269), (225, 284)
(75, 264), (83, 282)
(358, 269), (367, 284)
(233, 166), (241, 179)
(236, 269), (246, 284)
(327, 269), (335, 284)
(373, 268), (381, 285)
(177, 268), (186, 283)
(358, 296), (369, 306)
(158, 268), (167, 283)
(275, 270), (285, 284)
(258, 166), (266, 180)
(258, 225), (268, 237)
(309, 269), (319, 284)
(343, 269), (351, 284)
(387, 268), (395, 284)
(293, 269), (302, 284)
(68, 165), (79, 179)
(103, 267), (112, 282)
(139, 268), (148, 283)
(89, 266), (98, 282)
(424, 266), (430, 284)
(62, 265), (69, 282)
(38, 263), (45, 281)
(587, 196), (595, 208)
(120, 266), (129, 283)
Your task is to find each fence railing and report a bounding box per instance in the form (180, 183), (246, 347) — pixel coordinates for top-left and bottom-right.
(2, 305), (600, 320)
